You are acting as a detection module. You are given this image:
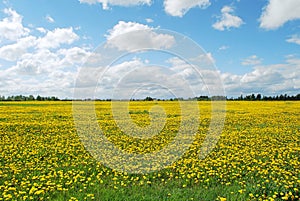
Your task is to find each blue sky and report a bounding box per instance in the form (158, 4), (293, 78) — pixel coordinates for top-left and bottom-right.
(0, 0), (299, 98)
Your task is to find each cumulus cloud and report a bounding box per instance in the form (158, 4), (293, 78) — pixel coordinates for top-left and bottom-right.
(223, 57), (300, 96)
(165, 56), (223, 96)
(58, 47), (91, 66)
(0, 27), (81, 62)
(0, 8), (90, 98)
(11, 49), (60, 75)
(241, 55), (263, 66)
(212, 6), (244, 31)
(105, 21), (175, 51)
(286, 34), (300, 45)
(92, 57), (212, 99)
(1, 6), (298, 99)
(0, 27), (80, 62)
(1, 45), (90, 97)
(259, 0), (300, 30)
(0, 8), (30, 41)
(78, 0), (152, 10)
(106, 21), (151, 40)
(0, 36), (37, 61)
(76, 53), (223, 99)
(189, 52), (216, 66)
(37, 27), (79, 49)
(164, 0), (211, 17)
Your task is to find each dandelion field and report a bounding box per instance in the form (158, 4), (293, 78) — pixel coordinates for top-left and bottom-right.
(0, 101), (299, 201)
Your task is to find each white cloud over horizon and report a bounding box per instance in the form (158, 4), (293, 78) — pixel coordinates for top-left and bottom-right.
(0, 7), (299, 99)
(223, 56), (300, 96)
(0, 8), (91, 98)
(259, 0), (300, 30)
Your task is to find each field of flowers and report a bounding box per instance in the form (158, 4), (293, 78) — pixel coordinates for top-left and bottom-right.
(0, 101), (299, 201)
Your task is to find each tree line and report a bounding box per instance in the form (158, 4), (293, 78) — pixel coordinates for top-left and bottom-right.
(0, 93), (299, 101)
(0, 95), (59, 101)
(141, 94), (300, 101)
(228, 93), (300, 101)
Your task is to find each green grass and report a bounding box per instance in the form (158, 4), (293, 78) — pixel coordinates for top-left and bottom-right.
(49, 181), (246, 201)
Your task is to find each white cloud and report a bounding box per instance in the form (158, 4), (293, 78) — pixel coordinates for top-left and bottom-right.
(106, 21), (150, 40)
(1, 45), (90, 97)
(58, 47), (91, 66)
(0, 8), (30, 41)
(241, 55), (262, 66)
(1, 5), (298, 99)
(0, 36), (37, 61)
(286, 34), (300, 45)
(164, 0), (211, 17)
(75, 58), (147, 98)
(105, 21), (175, 51)
(0, 7), (90, 98)
(76, 54), (224, 99)
(11, 49), (60, 75)
(45, 15), (55, 23)
(212, 6), (244, 31)
(219, 45), (229, 51)
(37, 27), (79, 49)
(259, 0), (300, 30)
(223, 57), (300, 96)
(165, 56), (223, 96)
(189, 52), (215, 65)
(145, 18), (154, 23)
(205, 52), (215, 63)
(94, 58), (208, 99)
(36, 27), (47, 33)
(79, 0), (152, 10)
(10, 46), (90, 75)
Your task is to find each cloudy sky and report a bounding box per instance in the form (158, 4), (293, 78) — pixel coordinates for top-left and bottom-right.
(0, 0), (299, 99)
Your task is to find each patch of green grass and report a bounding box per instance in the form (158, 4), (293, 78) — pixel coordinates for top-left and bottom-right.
(49, 181), (246, 201)
(129, 110), (149, 115)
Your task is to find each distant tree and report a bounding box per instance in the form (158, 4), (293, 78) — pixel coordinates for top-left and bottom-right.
(238, 94), (243, 100)
(144, 96), (154, 101)
(256, 94), (262, 100)
(197, 96), (209, 101)
(212, 96), (226, 101)
(28, 95), (35, 101)
(36, 95), (42, 101)
(279, 94), (284, 100)
(50, 96), (59, 101)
